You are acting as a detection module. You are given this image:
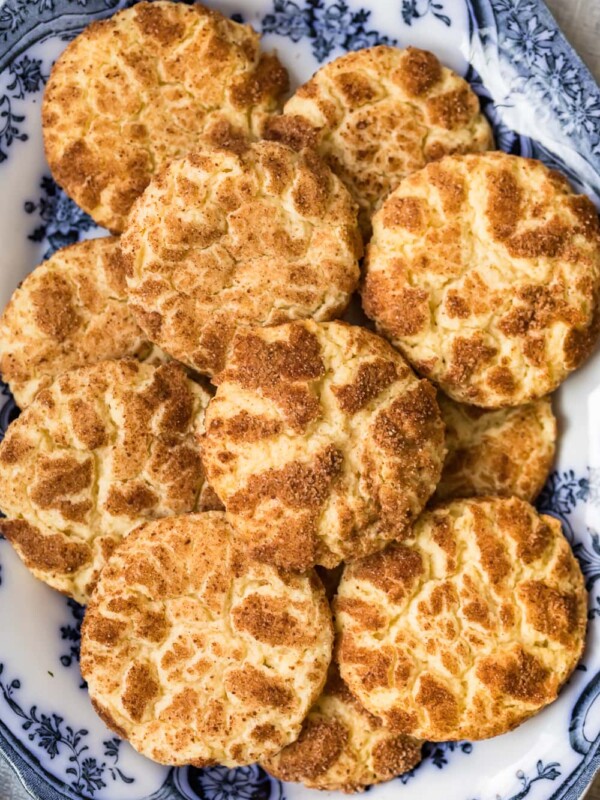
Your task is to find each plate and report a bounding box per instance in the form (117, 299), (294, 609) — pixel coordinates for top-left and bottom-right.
(1, 1), (600, 799)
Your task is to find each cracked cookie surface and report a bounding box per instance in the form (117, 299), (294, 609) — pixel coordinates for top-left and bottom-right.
(202, 320), (445, 571)
(336, 497), (587, 741)
(362, 152), (600, 406)
(0, 359), (214, 603)
(122, 141), (362, 376)
(264, 46), (492, 234)
(261, 663), (422, 791)
(434, 394), (556, 502)
(42, 1), (289, 232)
(81, 512), (333, 767)
(0, 237), (165, 408)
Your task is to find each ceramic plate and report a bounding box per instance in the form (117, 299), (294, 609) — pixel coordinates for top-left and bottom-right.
(1, 1), (600, 799)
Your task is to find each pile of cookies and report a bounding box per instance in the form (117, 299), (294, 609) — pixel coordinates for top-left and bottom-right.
(0, 1), (597, 793)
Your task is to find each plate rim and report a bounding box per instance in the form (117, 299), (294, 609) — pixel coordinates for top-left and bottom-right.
(2, 0), (600, 798)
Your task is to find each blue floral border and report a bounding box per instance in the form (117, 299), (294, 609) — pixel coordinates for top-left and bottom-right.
(468, 0), (600, 202)
(536, 471), (600, 800)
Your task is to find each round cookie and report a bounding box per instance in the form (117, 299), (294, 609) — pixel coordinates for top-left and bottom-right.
(261, 664), (422, 791)
(336, 497), (587, 741)
(122, 141), (362, 376)
(81, 512), (333, 767)
(434, 395), (556, 502)
(42, 1), (289, 232)
(202, 320), (446, 571)
(264, 46), (493, 233)
(362, 152), (600, 407)
(0, 360), (215, 603)
(0, 237), (164, 408)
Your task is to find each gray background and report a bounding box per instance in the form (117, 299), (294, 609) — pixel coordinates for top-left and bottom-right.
(1, 0), (600, 798)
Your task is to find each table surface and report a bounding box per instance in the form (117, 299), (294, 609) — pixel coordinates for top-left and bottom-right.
(2, 0), (600, 798)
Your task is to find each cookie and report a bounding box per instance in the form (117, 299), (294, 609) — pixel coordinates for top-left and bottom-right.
(81, 512), (333, 767)
(261, 664), (422, 792)
(264, 46), (493, 233)
(42, 1), (289, 232)
(0, 360), (214, 603)
(336, 497), (587, 741)
(0, 237), (164, 408)
(122, 142), (362, 376)
(434, 395), (556, 502)
(202, 320), (446, 571)
(362, 152), (600, 406)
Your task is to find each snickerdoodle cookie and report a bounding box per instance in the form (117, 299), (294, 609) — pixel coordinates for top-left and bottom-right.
(362, 152), (600, 406)
(336, 497), (587, 741)
(122, 141), (361, 376)
(81, 512), (333, 766)
(202, 320), (445, 571)
(43, 1), (289, 231)
(262, 664), (422, 791)
(0, 360), (214, 603)
(0, 237), (162, 408)
(264, 46), (492, 232)
(434, 395), (556, 502)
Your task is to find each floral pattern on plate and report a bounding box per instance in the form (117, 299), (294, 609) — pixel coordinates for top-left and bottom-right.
(1, 1), (600, 800)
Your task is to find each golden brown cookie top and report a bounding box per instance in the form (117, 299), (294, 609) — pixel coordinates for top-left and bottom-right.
(262, 663), (422, 792)
(202, 320), (446, 571)
(336, 497), (587, 741)
(264, 46), (493, 233)
(0, 359), (212, 603)
(122, 141), (362, 375)
(362, 152), (600, 406)
(42, 1), (289, 231)
(0, 237), (165, 408)
(434, 395), (556, 502)
(81, 512), (333, 767)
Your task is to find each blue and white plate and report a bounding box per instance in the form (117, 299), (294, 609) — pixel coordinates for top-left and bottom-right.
(1, 1), (600, 799)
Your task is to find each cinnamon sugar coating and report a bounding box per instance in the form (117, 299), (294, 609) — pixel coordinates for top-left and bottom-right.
(0, 237), (166, 408)
(363, 152), (600, 406)
(336, 497), (587, 741)
(202, 320), (445, 571)
(264, 46), (492, 233)
(122, 141), (362, 376)
(434, 394), (556, 502)
(0, 359), (212, 602)
(262, 664), (422, 792)
(43, 1), (289, 231)
(81, 512), (333, 766)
